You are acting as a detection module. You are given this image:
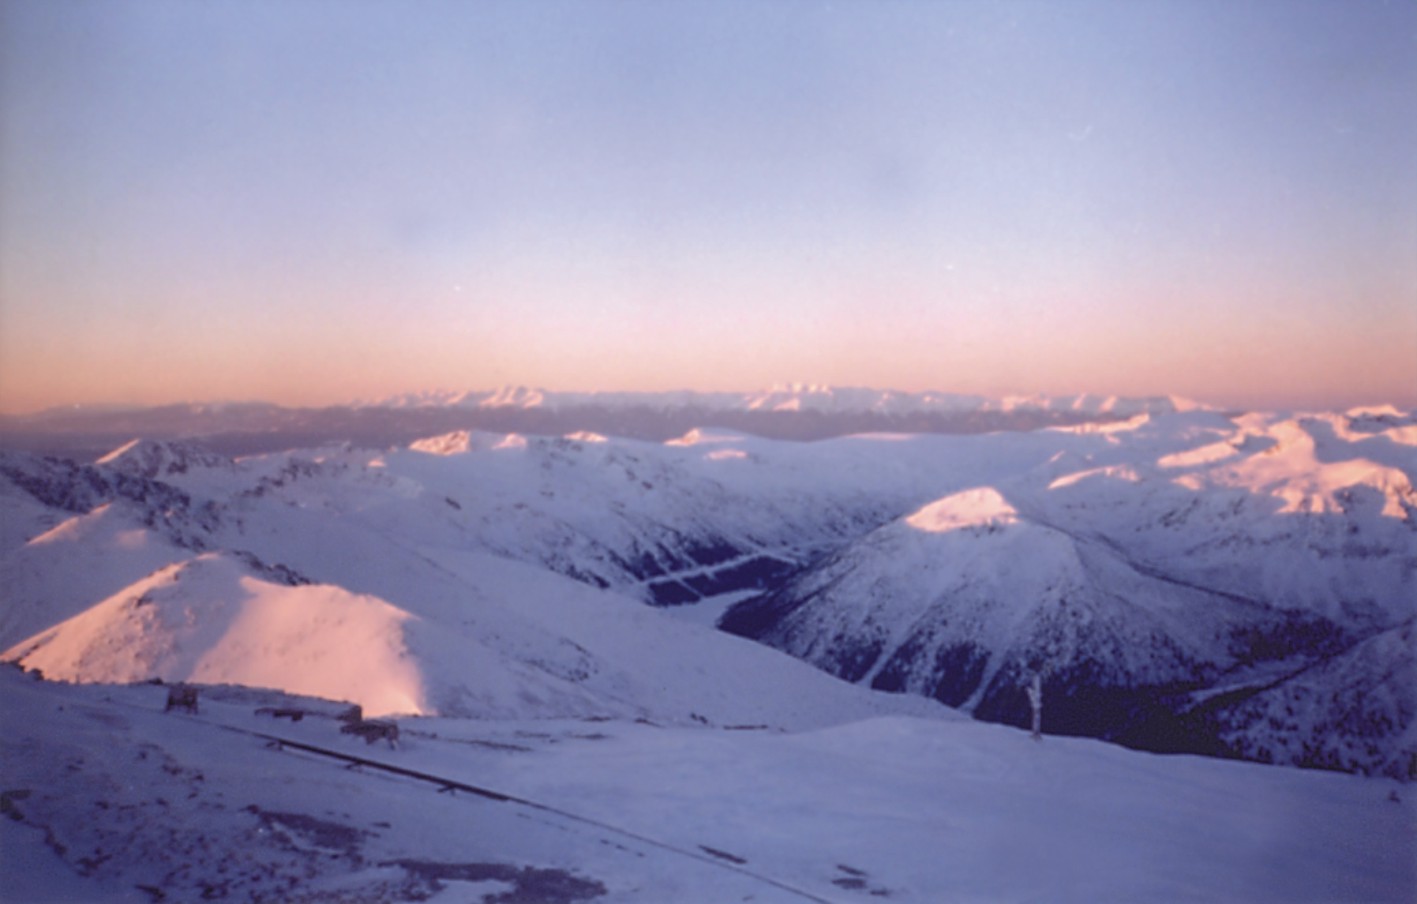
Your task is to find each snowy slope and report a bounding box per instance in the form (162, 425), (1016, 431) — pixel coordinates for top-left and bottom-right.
(1, 670), (1412, 903)
(1, 406), (1413, 780)
(190, 428), (1011, 607)
(3, 526), (953, 729)
(96, 438), (237, 480)
(1191, 617), (1417, 779)
(0, 503), (195, 649)
(722, 411), (1417, 776)
(1029, 412), (1417, 624)
(0, 473), (64, 553)
(718, 485), (1252, 746)
(0, 450), (232, 648)
(6, 553), (429, 717)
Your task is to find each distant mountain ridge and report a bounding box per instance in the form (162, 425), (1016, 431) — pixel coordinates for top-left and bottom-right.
(0, 386), (1214, 459)
(367, 384), (1211, 417)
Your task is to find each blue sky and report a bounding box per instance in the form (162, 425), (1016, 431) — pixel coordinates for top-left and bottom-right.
(1, 0), (1413, 412)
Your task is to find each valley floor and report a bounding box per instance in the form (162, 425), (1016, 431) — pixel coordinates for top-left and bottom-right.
(1, 669), (1412, 903)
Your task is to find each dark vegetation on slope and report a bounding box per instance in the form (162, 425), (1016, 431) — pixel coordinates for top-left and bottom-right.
(719, 577), (1412, 779)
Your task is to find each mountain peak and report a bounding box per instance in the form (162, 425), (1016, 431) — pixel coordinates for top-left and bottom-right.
(95, 438), (232, 479)
(905, 487), (1020, 533)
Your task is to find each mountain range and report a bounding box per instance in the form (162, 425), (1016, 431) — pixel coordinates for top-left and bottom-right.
(0, 385), (1208, 459)
(1, 397), (1412, 780)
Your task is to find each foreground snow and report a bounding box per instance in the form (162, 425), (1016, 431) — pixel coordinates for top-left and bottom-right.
(1, 669), (1411, 903)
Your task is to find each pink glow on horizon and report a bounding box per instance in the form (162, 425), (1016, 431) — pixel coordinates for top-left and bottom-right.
(1, 293), (1412, 415)
(2, 2), (1413, 416)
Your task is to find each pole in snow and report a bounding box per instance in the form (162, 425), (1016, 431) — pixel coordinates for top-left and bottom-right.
(1027, 671), (1043, 741)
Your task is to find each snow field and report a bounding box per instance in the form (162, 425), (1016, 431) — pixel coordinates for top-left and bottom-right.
(2, 671), (1412, 902)
(1, 403), (1414, 899)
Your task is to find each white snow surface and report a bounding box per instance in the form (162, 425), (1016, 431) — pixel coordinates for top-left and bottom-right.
(8, 553), (428, 717)
(1, 404), (1414, 898)
(712, 410), (1415, 777)
(0, 670), (1411, 902)
(905, 486), (1020, 532)
(2, 409), (1413, 715)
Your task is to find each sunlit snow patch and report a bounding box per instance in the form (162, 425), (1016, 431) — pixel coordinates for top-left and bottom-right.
(705, 448), (749, 461)
(409, 431), (479, 455)
(1047, 464), (1145, 491)
(1170, 418), (1416, 518)
(665, 428), (746, 447)
(3, 553), (428, 717)
(905, 486), (1019, 533)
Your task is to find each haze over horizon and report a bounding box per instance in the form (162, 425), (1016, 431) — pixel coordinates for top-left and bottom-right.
(2, 0), (1414, 415)
(0, 384), (1400, 422)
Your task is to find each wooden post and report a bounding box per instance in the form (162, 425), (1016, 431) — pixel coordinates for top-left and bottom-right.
(1027, 671), (1043, 741)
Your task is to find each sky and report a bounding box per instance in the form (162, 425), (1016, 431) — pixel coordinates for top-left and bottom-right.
(1, 0), (1414, 414)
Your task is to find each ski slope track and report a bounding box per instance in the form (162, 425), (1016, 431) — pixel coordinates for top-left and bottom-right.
(1, 402), (1415, 900)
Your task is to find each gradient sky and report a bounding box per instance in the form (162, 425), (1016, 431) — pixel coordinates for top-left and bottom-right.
(1, 0), (1414, 414)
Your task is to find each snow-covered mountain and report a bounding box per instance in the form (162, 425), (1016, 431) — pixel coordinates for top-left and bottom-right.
(369, 383), (1208, 417)
(0, 439), (953, 729)
(6, 545), (951, 729)
(1, 404), (1413, 781)
(2, 401), (1416, 904)
(94, 437), (237, 480)
(721, 410), (1417, 778)
(1, 386), (1209, 459)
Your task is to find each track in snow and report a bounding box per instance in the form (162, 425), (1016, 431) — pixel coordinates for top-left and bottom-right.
(155, 705), (841, 904)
